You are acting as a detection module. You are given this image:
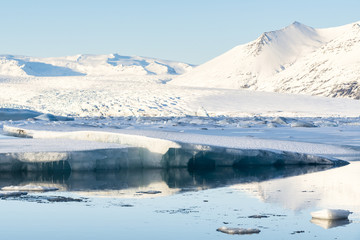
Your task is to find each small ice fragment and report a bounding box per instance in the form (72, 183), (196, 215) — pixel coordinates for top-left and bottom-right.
(273, 117), (288, 124)
(46, 196), (83, 202)
(290, 120), (316, 128)
(311, 209), (351, 220)
(136, 190), (162, 194)
(1, 185), (59, 192)
(216, 227), (260, 235)
(248, 215), (269, 219)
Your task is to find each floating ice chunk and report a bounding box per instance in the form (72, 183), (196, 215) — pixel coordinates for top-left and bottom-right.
(291, 120), (316, 128)
(1, 184), (59, 192)
(46, 196), (83, 202)
(272, 116), (289, 125)
(0, 191), (27, 198)
(216, 227), (260, 235)
(136, 190), (162, 194)
(311, 209), (351, 220)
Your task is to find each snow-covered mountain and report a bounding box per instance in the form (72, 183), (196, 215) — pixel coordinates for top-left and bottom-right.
(0, 54), (194, 77)
(171, 21), (360, 99)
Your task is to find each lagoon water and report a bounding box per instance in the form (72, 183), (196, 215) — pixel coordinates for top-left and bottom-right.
(0, 162), (359, 239)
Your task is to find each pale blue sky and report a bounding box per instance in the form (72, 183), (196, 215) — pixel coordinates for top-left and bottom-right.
(0, 0), (359, 64)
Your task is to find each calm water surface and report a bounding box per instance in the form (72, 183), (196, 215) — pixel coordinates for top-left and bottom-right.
(0, 163), (359, 239)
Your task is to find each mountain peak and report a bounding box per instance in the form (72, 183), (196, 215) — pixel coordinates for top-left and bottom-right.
(291, 21), (303, 27)
(285, 21), (313, 32)
(246, 21), (318, 57)
(171, 21), (360, 99)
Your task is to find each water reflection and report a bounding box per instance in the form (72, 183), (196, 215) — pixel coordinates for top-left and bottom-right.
(310, 218), (351, 229)
(233, 162), (360, 214)
(0, 164), (334, 198)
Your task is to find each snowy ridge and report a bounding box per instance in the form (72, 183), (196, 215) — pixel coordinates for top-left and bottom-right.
(0, 54), (193, 77)
(171, 21), (360, 99)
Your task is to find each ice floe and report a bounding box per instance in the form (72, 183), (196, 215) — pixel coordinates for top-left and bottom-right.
(311, 209), (352, 220)
(216, 227), (260, 235)
(1, 184), (59, 192)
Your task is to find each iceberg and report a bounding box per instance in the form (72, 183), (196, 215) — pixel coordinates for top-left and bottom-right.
(311, 209), (352, 220)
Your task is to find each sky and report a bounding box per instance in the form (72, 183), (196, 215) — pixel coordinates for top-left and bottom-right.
(0, 0), (359, 65)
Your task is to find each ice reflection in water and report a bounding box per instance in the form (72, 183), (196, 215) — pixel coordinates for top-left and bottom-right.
(0, 164), (335, 198)
(0, 162), (359, 239)
(310, 218), (351, 229)
(233, 162), (360, 214)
